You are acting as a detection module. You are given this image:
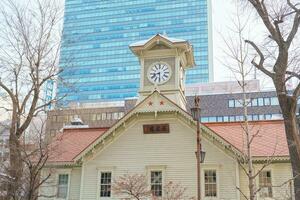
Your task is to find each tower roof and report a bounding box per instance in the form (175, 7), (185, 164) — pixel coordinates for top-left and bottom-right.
(129, 34), (195, 68)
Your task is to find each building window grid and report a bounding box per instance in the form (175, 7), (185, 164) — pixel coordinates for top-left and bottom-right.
(58, 0), (211, 102)
(259, 171), (273, 198)
(151, 171), (163, 197)
(100, 172), (112, 197)
(229, 96), (284, 108)
(57, 174), (69, 198)
(204, 170), (217, 197)
(201, 113), (283, 123)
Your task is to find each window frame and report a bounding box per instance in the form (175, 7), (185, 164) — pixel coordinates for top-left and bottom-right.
(99, 172), (112, 198)
(97, 167), (115, 200)
(55, 171), (71, 200)
(201, 167), (219, 199)
(251, 98), (258, 107)
(146, 165), (166, 198)
(258, 170), (273, 198)
(228, 99), (235, 108)
(150, 171), (163, 197)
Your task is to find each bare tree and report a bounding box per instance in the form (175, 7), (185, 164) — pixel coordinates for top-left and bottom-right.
(0, 0), (63, 199)
(113, 173), (193, 200)
(221, 3), (293, 199)
(239, 0), (300, 197)
(113, 173), (152, 200)
(162, 181), (190, 200)
(0, 116), (59, 200)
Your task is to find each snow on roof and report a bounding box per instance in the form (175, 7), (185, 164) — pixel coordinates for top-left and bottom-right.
(129, 34), (187, 47)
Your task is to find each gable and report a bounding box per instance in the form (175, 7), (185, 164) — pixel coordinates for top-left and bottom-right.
(46, 91), (289, 167)
(87, 116), (237, 169)
(73, 91), (243, 163)
(149, 43), (171, 50)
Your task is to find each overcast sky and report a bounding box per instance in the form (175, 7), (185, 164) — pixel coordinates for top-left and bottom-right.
(211, 0), (277, 89)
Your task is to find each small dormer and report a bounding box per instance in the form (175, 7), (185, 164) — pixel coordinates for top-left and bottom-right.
(129, 34), (195, 110)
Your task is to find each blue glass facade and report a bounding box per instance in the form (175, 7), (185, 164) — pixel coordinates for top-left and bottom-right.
(58, 0), (212, 105)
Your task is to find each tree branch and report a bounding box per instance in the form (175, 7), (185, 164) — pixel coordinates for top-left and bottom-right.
(245, 39), (275, 78)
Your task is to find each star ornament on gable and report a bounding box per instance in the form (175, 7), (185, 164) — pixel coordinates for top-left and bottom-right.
(148, 101), (153, 106)
(160, 101), (164, 105)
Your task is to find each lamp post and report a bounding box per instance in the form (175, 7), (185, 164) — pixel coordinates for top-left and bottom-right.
(191, 95), (205, 200)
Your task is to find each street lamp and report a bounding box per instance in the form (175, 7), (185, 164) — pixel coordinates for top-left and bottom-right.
(191, 95), (205, 200)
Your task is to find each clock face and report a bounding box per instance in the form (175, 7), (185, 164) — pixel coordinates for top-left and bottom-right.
(147, 62), (171, 85)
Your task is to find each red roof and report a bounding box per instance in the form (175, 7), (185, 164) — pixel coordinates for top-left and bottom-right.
(47, 120), (289, 164)
(204, 120), (289, 157)
(48, 127), (108, 163)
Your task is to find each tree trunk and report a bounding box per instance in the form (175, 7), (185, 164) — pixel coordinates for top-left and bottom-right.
(283, 115), (300, 198)
(7, 133), (23, 200)
(279, 95), (300, 198)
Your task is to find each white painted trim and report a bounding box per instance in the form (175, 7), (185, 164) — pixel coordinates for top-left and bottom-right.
(79, 163), (85, 200)
(175, 118), (238, 163)
(146, 165), (167, 198)
(97, 167), (115, 200)
(235, 162), (241, 200)
(201, 166), (220, 200)
(55, 169), (71, 200)
(256, 167), (274, 200)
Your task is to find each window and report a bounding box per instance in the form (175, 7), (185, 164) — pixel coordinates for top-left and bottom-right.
(118, 112), (124, 119)
(57, 174), (69, 198)
(264, 97), (270, 106)
(106, 113), (112, 120)
(101, 113), (106, 120)
(247, 115), (253, 121)
(204, 170), (217, 197)
(91, 114), (97, 121)
(96, 114), (102, 120)
(208, 117), (217, 122)
(223, 116), (229, 122)
(235, 100), (242, 107)
(253, 114), (259, 121)
(265, 114), (272, 120)
(251, 98), (258, 107)
(259, 171), (272, 198)
(258, 98), (264, 106)
(143, 124), (170, 134)
(100, 172), (112, 197)
(201, 117), (209, 122)
(229, 116), (235, 122)
(228, 100), (235, 108)
(151, 171), (163, 197)
(235, 115), (243, 121)
(217, 116), (223, 122)
(270, 97), (279, 105)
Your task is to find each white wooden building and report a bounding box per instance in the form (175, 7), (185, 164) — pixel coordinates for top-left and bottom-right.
(39, 34), (293, 200)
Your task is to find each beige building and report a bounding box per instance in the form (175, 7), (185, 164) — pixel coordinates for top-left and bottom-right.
(39, 35), (293, 200)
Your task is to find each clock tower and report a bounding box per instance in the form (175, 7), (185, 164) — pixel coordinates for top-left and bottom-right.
(130, 34), (195, 110)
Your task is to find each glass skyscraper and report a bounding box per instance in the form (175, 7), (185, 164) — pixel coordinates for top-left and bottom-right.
(58, 0), (213, 105)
